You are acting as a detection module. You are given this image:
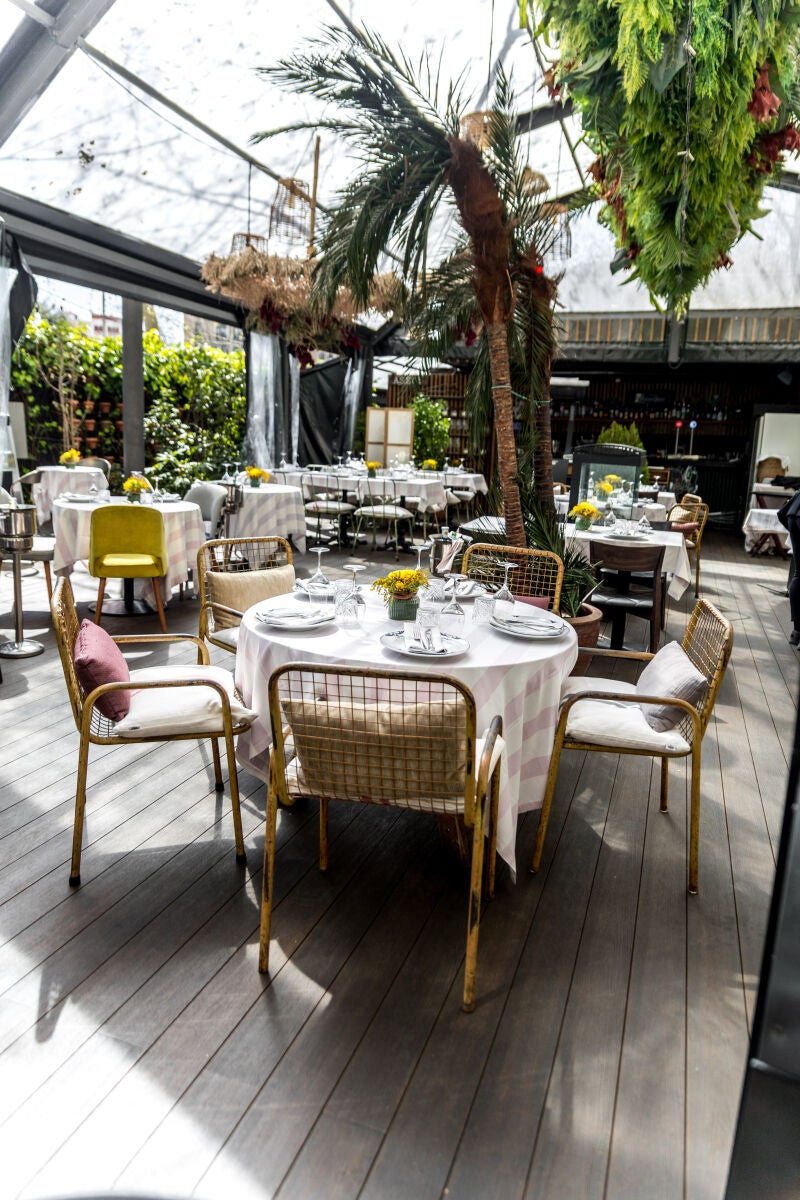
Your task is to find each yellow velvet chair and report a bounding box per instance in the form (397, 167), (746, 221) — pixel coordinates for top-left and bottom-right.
(89, 505), (169, 632)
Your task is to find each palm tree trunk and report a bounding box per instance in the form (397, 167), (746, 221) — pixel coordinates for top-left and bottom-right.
(486, 321), (525, 546)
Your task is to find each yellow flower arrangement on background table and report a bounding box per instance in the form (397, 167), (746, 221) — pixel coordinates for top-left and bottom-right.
(421, 458), (438, 471)
(569, 501), (601, 531)
(122, 475), (152, 503)
(595, 479), (613, 497)
(366, 460), (381, 478)
(371, 568), (429, 621)
(246, 466), (270, 488)
(59, 448), (80, 467)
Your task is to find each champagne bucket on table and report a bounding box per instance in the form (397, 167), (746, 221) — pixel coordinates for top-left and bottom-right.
(0, 504), (45, 658)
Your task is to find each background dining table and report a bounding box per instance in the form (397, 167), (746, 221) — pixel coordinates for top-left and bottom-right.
(566, 522), (693, 599)
(31, 465), (109, 525)
(226, 483), (307, 552)
(52, 495), (205, 607)
(235, 589), (578, 877)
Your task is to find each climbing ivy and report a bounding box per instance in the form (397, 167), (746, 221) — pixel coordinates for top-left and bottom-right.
(530, 0), (800, 312)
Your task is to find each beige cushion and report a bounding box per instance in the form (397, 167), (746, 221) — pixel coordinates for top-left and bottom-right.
(636, 641), (707, 731)
(206, 564), (295, 629)
(209, 626), (240, 650)
(281, 696), (467, 806)
(561, 675), (689, 753)
(114, 664), (256, 736)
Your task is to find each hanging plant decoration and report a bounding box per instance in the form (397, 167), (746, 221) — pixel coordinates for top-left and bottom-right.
(202, 246), (402, 366)
(529, 0), (800, 313)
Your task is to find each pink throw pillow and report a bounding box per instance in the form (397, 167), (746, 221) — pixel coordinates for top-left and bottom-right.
(671, 521), (699, 535)
(516, 595), (551, 610)
(73, 619), (131, 722)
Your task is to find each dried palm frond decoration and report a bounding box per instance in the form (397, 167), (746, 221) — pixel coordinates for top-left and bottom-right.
(202, 247), (403, 366)
(229, 232), (269, 255)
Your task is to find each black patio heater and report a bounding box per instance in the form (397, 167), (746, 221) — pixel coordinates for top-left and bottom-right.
(568, 442), (646, 516)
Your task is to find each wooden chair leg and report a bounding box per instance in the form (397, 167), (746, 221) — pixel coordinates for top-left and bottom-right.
(688, 743), (702, 895)
(258, 759), (280, 973)
(223, 726), (247, 864)
(530, 730), (565, 873)
(152, 576), (168, 634)
(319, 797), (329, 871)
(660, 756), (669, 812)
(462, 784), (488, 1013)
(70, 732), (91, 886)
(94, 578), (106, 625)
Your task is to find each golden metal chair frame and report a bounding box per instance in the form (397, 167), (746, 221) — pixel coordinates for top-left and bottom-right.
(461, 543), (564, 613)
(258, 662), (504, 1013)
(51, 576), (250, 887)
(531, 598), (733, 894)
(197, 536), (293, 654)
(667, 501), (709, 596)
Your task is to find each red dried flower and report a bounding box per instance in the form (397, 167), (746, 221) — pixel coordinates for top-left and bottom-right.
(748, 63), (781, 123)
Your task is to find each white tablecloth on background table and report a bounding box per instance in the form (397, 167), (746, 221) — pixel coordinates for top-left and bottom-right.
(273, 468), (487, 505)
(743, 508), (790, 552)
(235, 590), (578, 876)
(566, 523), (693, 599)
(32, 466), (108, 524)
(227, 484), (306, 553)
(356, 475), (447, 513)
(554, 491), (675, 521)
(52, 497), (205, 606)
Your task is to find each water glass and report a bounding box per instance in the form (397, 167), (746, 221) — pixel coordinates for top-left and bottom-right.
(427, 577), (447, 603)
(472, 594), (496, 624)
(415, 602), (440, 641)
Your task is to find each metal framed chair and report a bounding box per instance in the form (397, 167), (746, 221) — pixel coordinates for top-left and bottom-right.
(51, 576), (254, 887)
(589, 540), (666, 653)
(303, 473), (355, 547)
(530, 598), (733, 893)
(89, 504), (169, 633)
(352, 476), (414, 558)
(259, 663), (504, 1012)
(668, 501), (709, 596)
(461, 543), (565, 613)
(79, 456), (111, 476)
(197, 536), (294, 654)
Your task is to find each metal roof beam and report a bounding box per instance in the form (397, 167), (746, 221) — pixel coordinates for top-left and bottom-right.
(0, 0), (117, 149)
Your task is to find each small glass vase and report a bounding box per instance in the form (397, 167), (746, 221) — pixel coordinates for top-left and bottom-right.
(249, 480), (261, 488)
(387, 593), (419, 621)
(127, 493), (141, 503)
(368, 467), (377, 478)
(63, 463), (76, 470)
(575, 516), (593, 531)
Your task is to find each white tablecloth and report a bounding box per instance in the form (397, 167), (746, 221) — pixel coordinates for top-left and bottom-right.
(555, 491), (676, 520)
(273, 468), (487, 506)
(235, 591), (578, 876)
(743, 508), (790, 552)
(356, 475), (447, 513)
(566, 523), (693, 599)
(31, 466), (108, 524)
(227, 484), (306, 553)
(52, 497), (205, 606)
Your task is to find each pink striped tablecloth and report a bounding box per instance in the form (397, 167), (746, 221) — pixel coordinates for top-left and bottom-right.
(227, 484), (306, 552)
(52, 497), (205, 607)
(235, 591), (577, 877)
(32, 466), (108, 523)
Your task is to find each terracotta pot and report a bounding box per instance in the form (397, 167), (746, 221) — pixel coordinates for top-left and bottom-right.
(563, 602), (602, 676)
(83, 419), (96, 432)
(85, 437), (98, 449)
(99, 401), (111, 414)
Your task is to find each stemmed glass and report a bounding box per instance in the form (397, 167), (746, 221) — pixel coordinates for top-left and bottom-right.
(151, 474), (162, 501)
(605, 507), (617, 529)
(348, 562), (367, 606)
(440, 572), (467, 632)
(494, 561), (518, 618)
(414, 541), (432, 572)
(307, 545), (330, 590)
(221, 462), (232, 483)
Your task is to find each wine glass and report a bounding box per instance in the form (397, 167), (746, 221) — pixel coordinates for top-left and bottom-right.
(414, 541), (432, 572)
(151, 474), (162, 501)
(221, 462), (232, 483)
(441, 572), (467, 632)
(307, 545), (330, 590)
(605, 507), (617, 529)
(493, 561), (518, 619)
(348, 562), (367, 606)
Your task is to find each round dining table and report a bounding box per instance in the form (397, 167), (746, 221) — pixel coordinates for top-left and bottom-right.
(235, 589), (578, 876)
(226, 483), (307, 553)
(31, 465), (109, 524)
(52, 495), (205, 608)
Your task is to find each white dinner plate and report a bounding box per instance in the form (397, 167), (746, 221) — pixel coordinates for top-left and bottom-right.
(60, 492), (97, 503)
(380, 630), (470, 659)
(157, 494), (181, 503)
(256, 606), (335, 629)
(601, 531), (651, 541)
(490, 614), (567, 640)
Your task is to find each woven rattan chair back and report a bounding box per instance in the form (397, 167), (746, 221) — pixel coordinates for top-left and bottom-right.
(197, 536), (294, 650)
(680, 597), (732, 739)
(51, 575), (87, 733)
(260, 662), (505, 1011)
(461, 543), (564, 613)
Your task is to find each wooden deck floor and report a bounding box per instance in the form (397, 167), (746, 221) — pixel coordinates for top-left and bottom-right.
(0, 532), (795, 1200)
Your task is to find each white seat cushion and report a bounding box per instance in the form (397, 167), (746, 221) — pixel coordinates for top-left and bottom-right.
(561, 675), (689, 753)
(354, 504), (414, 519)
(210, 626), (239, 650)
(113, 664), (256, 737)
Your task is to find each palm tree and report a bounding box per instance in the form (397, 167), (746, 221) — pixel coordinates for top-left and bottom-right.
(256, 27), (565, 542)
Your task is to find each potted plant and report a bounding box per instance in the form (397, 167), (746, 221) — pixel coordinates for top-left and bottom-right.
(524, 497), (602, 675)
(371, 568), (429, 621)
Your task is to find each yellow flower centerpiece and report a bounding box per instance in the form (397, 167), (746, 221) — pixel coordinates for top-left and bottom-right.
(569, 501), (601, 531)
(366, 460), (381, 478)
(371, 568), (429, 621)
(604, 473), (623, 486)
(245, 466), (270, 488)
(421, 458), (437, 470)
(122, 475), (152, 503)
(59, 448), (80, 468)
(595, 479), (613, 496)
